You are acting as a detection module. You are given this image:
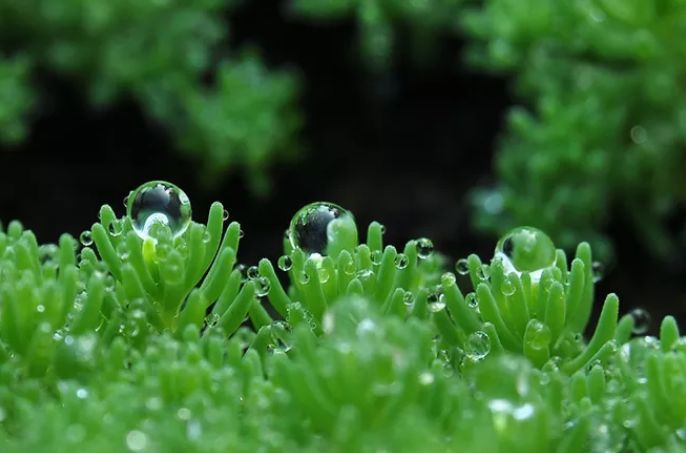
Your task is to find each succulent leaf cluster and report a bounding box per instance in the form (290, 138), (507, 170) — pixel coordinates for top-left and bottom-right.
(0, 187), (685, 451)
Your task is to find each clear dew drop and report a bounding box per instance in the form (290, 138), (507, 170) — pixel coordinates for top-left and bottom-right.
(298, 271), (310, 285)
(501, 277), (516, 296)
(222, 209), (230, 221)
(127, 181), (191, 240)
(455, 258), (469, 275)
(441, 272), (456, 286)
(394, 253), (409, 269)
(466, 292), (479, 309)
(288, 202), (351, 257)
(403, 291), (414, 306)
(477, 264), (490, 280)
(592, 261), (604, 283)
(79, 231), (93, 246)
(318, 267), (330, 283)
(247, 266), (260, 280)
(467, 331), (491, 360)
(254, 277), (270, 297)
(277, 255), (293, 271)
(495, 226), (556, 282)
(371, 250), (383, 265)
(108, 220), (122, 237)
(630, 308), (651, 335)
(416, 238), (434, 259)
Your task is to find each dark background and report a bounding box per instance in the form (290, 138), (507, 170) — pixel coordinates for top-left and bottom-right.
(1, 2), (683, 331)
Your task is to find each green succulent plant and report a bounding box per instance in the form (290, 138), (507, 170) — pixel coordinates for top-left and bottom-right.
(462, 0), (686, 260)
(0, 1), (300, 191)
(0, 182), (685, 451)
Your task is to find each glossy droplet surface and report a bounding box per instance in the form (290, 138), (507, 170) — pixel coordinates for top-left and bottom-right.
(288, 202), (351, 257)
(277, 255), (293, 271)
(79, 231), (93, 246)
(247, 266), (260, 280)
(127, 181), (191, 240)
(467, 331), (491, 360)
(395, 253), (408, 269)
(455, 258), (469, 275)
(416, 238), (434, 259)
(254, 277), (270, 297)
(495, 227), (556, 280)
(630, 308), (651, 335)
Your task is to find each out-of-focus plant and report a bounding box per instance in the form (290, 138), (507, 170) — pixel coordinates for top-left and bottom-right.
(463, 0), (686, 260)
(0, 1), (300, 191)
(291, 0), (462, 69)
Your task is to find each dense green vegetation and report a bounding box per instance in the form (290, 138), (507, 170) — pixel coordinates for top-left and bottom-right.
(0, 1), (300, 190)
(0, 182), (683, 451)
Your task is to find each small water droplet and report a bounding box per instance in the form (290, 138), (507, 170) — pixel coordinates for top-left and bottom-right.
(126, 430), (148, 451)
(79, 231), (93, 246)
(202, 230), (211, 243)
(299, 271), (310, 285)
(394, 253), (408, 269)
(455, 258), (469, 275)
(592, 261), (604, 283)
(501, 277), (516, 296)
(288, 202), (352, 258)
(495, 226), (556, 282)
(477, 264), (490, 280)
(371, 250), (383, 265)
(428, 291), (445, 312)
(277, 255), (293, 271)
(239, 229), (245, 238)
(127, 181), (191, 240)
(418, 371), (434, 385)
(343, 260), (356, 275)
(254, 277), (270, 297)
(76, 388), (88, 399)
(630, 125), (647, 144)
(356, 269), (374, 280)
(247, 266), (260, 280)
(36, 304), (45, 313)
(222, 209), (230, 221)
(108, 220), (122, 237)
(630, 308), (651, 335)
(466, 292), (478, 309)
(416, 238), (434, 259)
(467, 331), (490, 360)
(380, 224), (387, 235)
(318, 267), (330, 283)
(441, 272), (456, 286)
(403, 291), (414, 306)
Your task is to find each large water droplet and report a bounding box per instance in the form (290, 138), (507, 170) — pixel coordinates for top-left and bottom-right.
(495, 227), (556, 282)
(467, 331), (491, 360)
(254, 277), (270, 297)
(127, 181), (191, 240)
(630, 308), (651, 335)
(288, 202), (351, 258)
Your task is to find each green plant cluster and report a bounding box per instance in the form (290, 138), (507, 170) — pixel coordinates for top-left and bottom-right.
(463, 0), (686, 259)
(0, 1), (300, 190)
(292, 0), (462, 68)
(0, 189), (685, 451)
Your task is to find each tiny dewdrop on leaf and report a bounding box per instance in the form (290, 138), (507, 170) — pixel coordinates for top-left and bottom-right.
(127, 181), (192, 241)
(495, 226), (556, 282)
(629, 308), (651, 335)
(467, 331), (491, 360)
(416, 238), (434, 259)
(277, 255), (293, 271)
(288, 202), (354, 259)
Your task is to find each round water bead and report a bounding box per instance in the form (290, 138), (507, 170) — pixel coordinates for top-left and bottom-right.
(467, 331), (491, 360)
(288, 202), (351, 258)
(277, 255), (293, 272)
(416, 238), (434, 259)
(629, 308), (651, 335)
(395, 253), (409, 270)
(455, 258), (469, 275)
(127, 181), (192, 240)
(79, 231), (93, 246)
(495, 226), (556, 281)
(592, 261), (605, 283)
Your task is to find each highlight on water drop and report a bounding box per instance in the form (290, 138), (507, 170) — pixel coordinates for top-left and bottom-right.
(126, 181), (192, 241)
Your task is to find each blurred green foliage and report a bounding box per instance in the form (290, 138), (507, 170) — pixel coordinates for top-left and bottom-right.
(0, 56), (32, 144)
(292, 0), (462, 68)
(0, 0), (300, 190)
(463, 0), (686, 259)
